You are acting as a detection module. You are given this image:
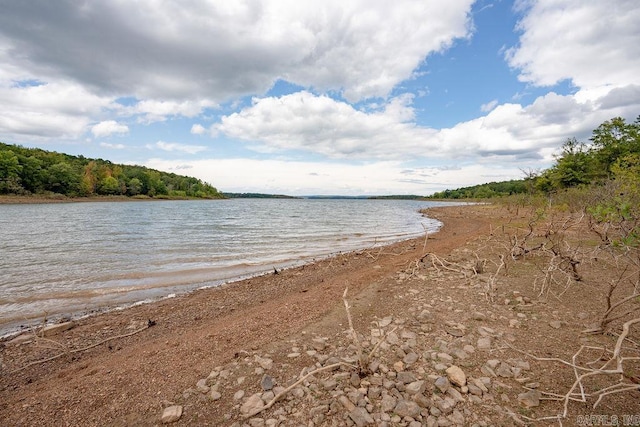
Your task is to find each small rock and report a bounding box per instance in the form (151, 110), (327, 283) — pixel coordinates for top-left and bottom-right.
(445, 365), (466, 387)
(261, 375), (274, 391)
(339, 395), (356, 412)
(349, 407), (374, 427)
(471, 312), (487, 321)
(161, 405), (183, 424)
(477, 337), (492, 351)
(234, 390), (245, 400)
(518, 390), (541, 408)
(378, 316), (393, 327)
(254, 355), (273, 370)
(396, 371), (417, 384)
(437, 352), (453, 363)
(209, 390), (222, 401)
(394, 399), (420, 418)
(435, 376), (451, 393)
(196, 379), (210, 394)
(311, 337), (327, 351)
(386, 331), (400, 345)
(405, 380), (426, 395)
(381, 394), (397, 412)
(403, 352), (419, 365)
(241, 393), (265, 417)
(496, 363), (513, 378)
(549, 320), (562, 329)
(445, 325), (465, 337)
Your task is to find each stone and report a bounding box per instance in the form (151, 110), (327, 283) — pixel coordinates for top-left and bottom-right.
(161, 405), (182, 424)
(403, 352), (419, 365)
(378, 316), (393, 327)
(241, 394), (265, 417)
(349, 407), (374, 427)
(445, 325), (465, 337)
(339, 395), (356, 412)
(435, 376), (451, 393)
(496, 363), (513, 378)
(394, 400), (420, 418)
(477, 337), (491, 351)
(234, 390), (245, 400)
(549, 320), (562, 329)
(381, 394), (397, 412)
(386, 331), (400, 345)
(437, 352), (453, 363)
(413, 393), (431, 408)
(248, 419), (265, 427)
(518, 390), (541, 408)
(471, 312), (487, 321)
(209, 390), (222, 401)
(261, 375), (274, 391)
(196, 379), (210, 393)
(445, 365), (466, 387)
(405, 380), (426, 395)
(255, 355), (273, 370)
(396, 371), (417, 384)
(311, 337), (327, 351)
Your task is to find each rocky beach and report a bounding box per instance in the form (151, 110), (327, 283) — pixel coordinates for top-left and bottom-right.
(1, 204), (639, 426)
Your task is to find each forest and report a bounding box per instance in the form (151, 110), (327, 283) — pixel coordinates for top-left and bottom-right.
(429, 116), (640, 200)
(0, 143), (223, 199)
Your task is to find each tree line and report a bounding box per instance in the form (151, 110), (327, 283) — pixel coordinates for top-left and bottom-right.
(429, 116), (640, 199)
(0, 143), (223, 199)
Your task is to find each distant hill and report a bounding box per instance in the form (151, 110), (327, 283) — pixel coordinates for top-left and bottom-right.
(0, 142), (223, 199)
(222, 192), (298, 199)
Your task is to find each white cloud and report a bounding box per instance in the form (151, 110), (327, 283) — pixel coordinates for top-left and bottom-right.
(133, 99), (217, 123)
(0, 1), (474, 103)
(507, 0), (640, 90)
(144, 157), (525, 196)
(480, 99), (498, 112)
(99, 142), (126, 149)
(190, 124), (206, 135)
(215, 88), (640, 165)
(149, 141), (207, 154)
(215, 91), (437, 159)
(0, 80), (113, 140)
(91, 120), (129, 138)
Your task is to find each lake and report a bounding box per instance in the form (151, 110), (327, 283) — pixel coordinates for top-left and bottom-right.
(0, 198), (455, 336)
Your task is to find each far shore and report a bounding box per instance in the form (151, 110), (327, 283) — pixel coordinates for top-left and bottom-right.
(0, 194), (225, 204)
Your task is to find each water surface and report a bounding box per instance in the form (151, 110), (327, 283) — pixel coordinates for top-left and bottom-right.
(0, 198), (453, 335)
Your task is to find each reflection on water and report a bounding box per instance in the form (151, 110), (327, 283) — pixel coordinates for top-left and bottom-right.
(0, 199), (453, 335)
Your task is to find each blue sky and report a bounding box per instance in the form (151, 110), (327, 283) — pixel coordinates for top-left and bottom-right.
(0, 0), (638, 195)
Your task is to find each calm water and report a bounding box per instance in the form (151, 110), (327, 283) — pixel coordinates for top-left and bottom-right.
(0, 199), (453, 335)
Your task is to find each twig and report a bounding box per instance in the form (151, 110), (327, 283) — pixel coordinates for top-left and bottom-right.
(243, 361), (357, 418)
(10, 324), (151, 374)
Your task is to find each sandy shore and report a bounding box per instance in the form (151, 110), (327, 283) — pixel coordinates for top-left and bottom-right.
(1, 204), (638, 426)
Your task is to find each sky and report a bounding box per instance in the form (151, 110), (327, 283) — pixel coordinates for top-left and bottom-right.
(0, 0), (639, 196)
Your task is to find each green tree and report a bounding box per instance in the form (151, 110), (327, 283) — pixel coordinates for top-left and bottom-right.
(590, 116), (640, 178)
(97, 175), (122, 195)
(46, 162), (81, 195)
(548, 138), (594, 189)
(127, 177), (143, 196)
(0, 150), (23, 193)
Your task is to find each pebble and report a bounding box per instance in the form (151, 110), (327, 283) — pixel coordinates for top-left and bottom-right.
(394, 399), (420, 418)
(445, 365), (466, 387)
(240, 394), (265, 417)
(161, 405), (183, 424)
(518, 390), (541, 408)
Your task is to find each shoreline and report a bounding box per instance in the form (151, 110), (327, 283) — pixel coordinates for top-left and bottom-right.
(7, 204), (635, 426)
(0, 211), (441, 339)
(1, 205), (485, 425)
